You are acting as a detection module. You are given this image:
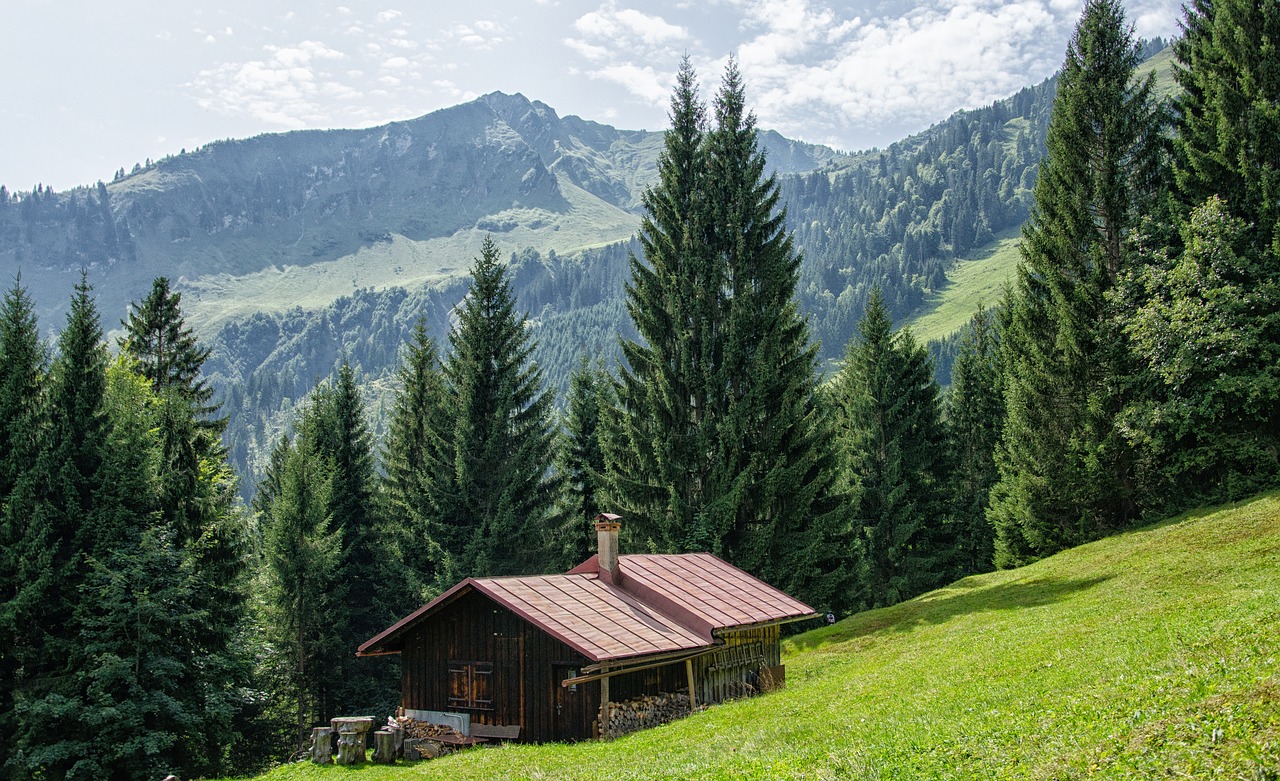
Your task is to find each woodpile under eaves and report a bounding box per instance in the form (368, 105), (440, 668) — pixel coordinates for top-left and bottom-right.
(599, 691), (692, 739)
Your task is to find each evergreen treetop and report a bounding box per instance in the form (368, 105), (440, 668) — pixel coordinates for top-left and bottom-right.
(438, 236), (561, 580)
(989, 0), (1165, 565)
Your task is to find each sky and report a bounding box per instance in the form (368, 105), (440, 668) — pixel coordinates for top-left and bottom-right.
(1, 0), (1182, 193)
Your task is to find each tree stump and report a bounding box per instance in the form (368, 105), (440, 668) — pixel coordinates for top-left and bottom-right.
(336, 723), (362, 765)
(310, 726), (334, 764)
(373, 730), (396, 764)
(331, 716), (374, 764)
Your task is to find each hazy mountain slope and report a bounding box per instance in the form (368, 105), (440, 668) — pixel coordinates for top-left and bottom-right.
(0, 91), (846, 338)
(3, 41), (1175, 498)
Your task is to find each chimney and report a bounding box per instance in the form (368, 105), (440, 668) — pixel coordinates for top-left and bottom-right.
(594, 513), (621, 584)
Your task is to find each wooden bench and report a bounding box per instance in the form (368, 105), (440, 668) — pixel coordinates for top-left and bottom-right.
(469, 724), (522, 741)
(428, 733), (485, 746)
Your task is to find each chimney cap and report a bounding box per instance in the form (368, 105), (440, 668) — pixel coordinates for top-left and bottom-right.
(593, 513), (621, 522)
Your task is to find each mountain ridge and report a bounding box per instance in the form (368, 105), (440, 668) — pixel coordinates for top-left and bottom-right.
(0, 90), (849, 337)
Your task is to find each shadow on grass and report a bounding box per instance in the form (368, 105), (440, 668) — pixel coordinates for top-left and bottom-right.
(789, 574), (1113, 653)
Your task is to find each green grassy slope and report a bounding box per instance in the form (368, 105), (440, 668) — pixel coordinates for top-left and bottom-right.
(230, 491), (1280, 780)
(904, 229), (1021, 343)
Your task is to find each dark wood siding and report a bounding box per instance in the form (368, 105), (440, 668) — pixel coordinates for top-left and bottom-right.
(399, 589), (600, 742)
(609, 660), (688, 702)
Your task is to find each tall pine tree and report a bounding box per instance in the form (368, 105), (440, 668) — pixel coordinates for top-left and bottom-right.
(258, 420), (342, 754)
(10, 274), (111, 780)
(945, 304), (1003, 576)
(609, 56), (714, 551)
(0, 276), (46, 776)
(71, 359), (190, 780)
(379, 320), (450, 607)
(553, 357), (613, 571)
(989, 0), (1165, 566)
(309, 363), (399, 715)
(705, 59), (844, 605)
(436, 237), (561, 580)
(1126, 0), (1280, 503)
(836, 291), (951, 609)
(120, 277), (251, 777)
(608, 58), (842, 607)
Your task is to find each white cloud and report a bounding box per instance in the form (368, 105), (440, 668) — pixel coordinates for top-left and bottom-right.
(447, 21), (507, 50)
(572, 3), (687, 46)
(563, 0), (1111, 149)
(381, 56), (411, 69)
(591, 63), (670, 104)
(376, 10), (402, 22)
(191, 40), (355, 128)
(565, 2), (691, 108)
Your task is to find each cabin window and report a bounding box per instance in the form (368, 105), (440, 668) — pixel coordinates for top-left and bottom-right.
(447, 660), (493, 710)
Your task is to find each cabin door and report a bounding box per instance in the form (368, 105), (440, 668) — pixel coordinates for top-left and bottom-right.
(553, 664), (589, 741)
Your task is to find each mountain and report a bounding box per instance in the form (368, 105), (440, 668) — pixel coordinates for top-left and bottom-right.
(0, 41), (1170, 495)
(0, 91), (845, 338)
(0, 83), (1047, 493)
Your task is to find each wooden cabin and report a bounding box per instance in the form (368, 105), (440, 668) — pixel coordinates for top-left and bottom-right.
(357, 517), (817, 742)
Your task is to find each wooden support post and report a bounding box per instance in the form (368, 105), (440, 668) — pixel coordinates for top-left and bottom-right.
(598, 674), (610, 738)
(686, 658), (697, 709)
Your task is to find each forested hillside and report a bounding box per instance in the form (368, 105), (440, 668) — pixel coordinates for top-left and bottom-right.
(201, 60), (1085, 489)
(3, 0), (1276, 775)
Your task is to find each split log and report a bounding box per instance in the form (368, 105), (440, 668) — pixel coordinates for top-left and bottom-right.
(598, 691), (692, 739)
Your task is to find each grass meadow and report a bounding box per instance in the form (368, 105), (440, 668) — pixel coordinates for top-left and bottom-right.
(225, 490), (1280, 780)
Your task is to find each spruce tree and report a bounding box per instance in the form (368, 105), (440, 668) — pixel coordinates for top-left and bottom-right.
(1173, 0), (1280, 259)
(836, 291), (950, 608)
(1133, 0), (1280, 502)
(989, 0), (1165, 565)
(10, 274), (111, 780)
(0, 277), (46, 776)
(437, 236), (560, 580)
(258, 419), (342, 753)
(380, 321), (450, 606)
(608, 58), (842, 607)
(609, 55), (713, 551)
(72, 359), (190, 780)
(1126, 197), (1280, 502)
(309, 363), (398, 714)
(704, 59), (844, 603)
(945, 304), (1003, 576)
(121, 277), (222, 433)
(553, 357), (613, 570)
(121, 277), (250, 777)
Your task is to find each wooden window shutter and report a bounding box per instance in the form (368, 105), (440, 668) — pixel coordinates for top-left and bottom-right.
(473, 662), (493, 709)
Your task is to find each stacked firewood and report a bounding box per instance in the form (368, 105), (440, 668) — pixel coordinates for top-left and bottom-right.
(401, 718), (466, 742)
(599, 692), (691, 739)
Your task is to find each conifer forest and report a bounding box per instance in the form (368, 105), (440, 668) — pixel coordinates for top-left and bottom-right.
(0, 0), (1277, 777)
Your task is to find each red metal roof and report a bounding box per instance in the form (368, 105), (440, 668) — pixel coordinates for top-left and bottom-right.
(479, 574), (706, 661)
(617, 553), (816, 631)
(359, 553), (817, 663)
